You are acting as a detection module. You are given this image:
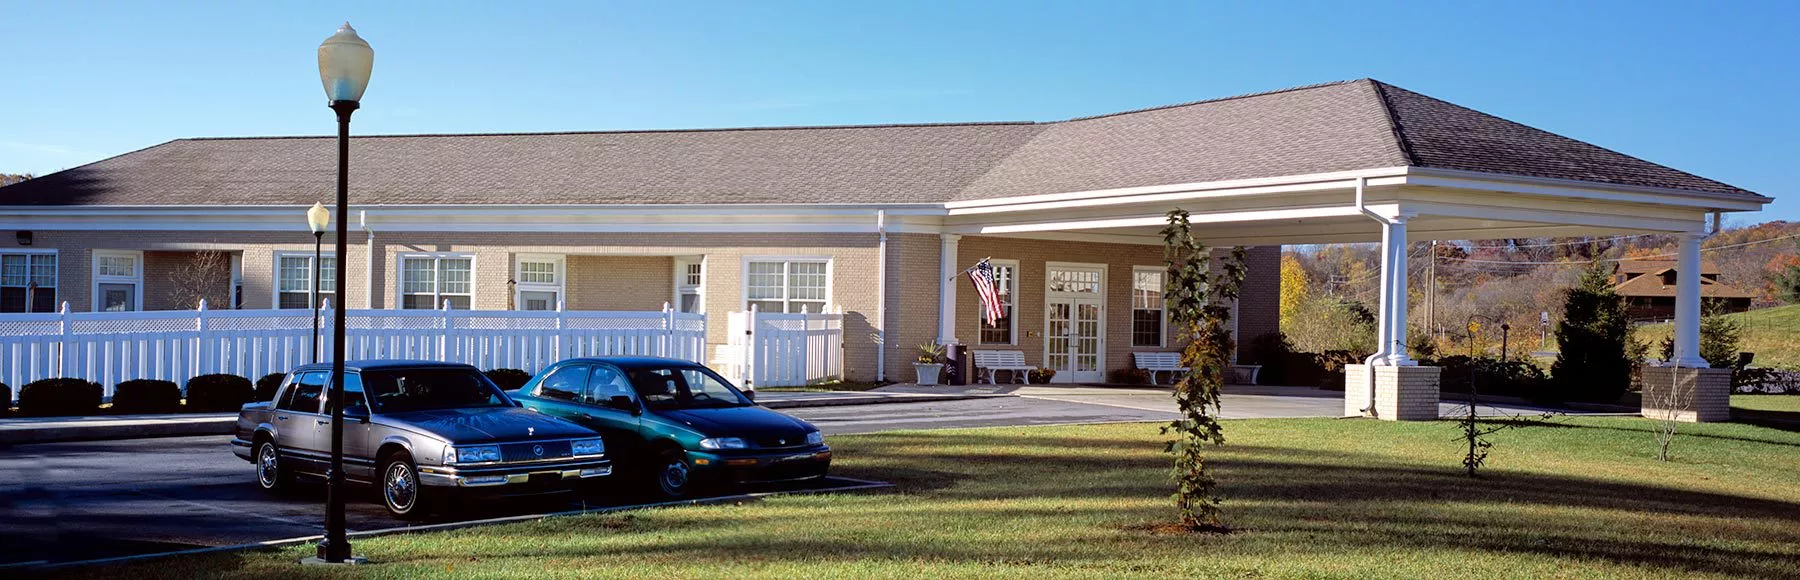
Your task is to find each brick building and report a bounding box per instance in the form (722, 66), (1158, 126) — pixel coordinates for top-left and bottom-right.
(0, 79), (1771, 408)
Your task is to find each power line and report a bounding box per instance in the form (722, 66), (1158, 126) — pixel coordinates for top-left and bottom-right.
(1438, 233), (1800, 266)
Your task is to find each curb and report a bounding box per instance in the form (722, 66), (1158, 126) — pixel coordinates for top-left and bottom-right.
(0, 394), (1014, 445)
(758, 393), (1010, 409)
(0, 415), (237, 446)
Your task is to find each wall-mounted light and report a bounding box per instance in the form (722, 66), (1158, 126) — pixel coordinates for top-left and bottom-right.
(16, 231), (31, 246)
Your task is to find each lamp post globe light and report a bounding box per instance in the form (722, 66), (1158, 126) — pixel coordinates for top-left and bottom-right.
(306, 202), (329, 364)
(308, 21), (372, 567)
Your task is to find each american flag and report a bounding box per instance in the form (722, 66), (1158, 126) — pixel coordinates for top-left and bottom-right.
(969, 259), (1004, 326)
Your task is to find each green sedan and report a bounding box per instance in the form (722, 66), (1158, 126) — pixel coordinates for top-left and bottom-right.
(511, 357), (830, 498)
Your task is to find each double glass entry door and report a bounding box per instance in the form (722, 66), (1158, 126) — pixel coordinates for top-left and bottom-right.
(1046, 297), (1103, 383)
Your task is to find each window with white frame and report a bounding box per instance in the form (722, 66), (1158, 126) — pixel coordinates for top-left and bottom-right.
(275, 253), (337, 309)
(92, 250), (141, 312)
(978, 261), (1017, 344)
(1132, 267), (1165, 347)
(745, 259), (827, 313)
(514, 254), (562, 311)
(229, 254), (243, 309)
(1, 252), (56, 313)
(400, 255), (474, 310)
(675, 259), (703, 313)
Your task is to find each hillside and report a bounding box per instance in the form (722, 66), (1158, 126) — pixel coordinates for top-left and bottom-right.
(1639, 304), (1800, 368)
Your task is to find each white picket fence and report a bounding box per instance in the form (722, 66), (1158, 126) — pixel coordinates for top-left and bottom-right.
(723, 306), (845, 388)
(0, 300), (706, 399)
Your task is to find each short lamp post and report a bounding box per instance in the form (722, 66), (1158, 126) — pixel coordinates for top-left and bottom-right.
(307, 21), (372, 567)
(306, 202), (329, 364)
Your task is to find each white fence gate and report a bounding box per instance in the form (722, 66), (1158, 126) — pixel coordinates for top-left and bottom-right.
(724, 306), (844, 388)
(0, 300), (706, 399)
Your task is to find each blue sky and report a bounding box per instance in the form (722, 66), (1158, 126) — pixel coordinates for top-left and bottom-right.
(3, 1), (1796, 220)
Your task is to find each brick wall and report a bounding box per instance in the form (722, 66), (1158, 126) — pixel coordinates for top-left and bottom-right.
(1638, 366), (1732, 422)
(564, 256), (673, 311)
(19, 229), (1276, 385)
(1236, 246), (1282, 355)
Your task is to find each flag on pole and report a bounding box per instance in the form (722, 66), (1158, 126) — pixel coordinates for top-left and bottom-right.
(969, 258), (1004, 326)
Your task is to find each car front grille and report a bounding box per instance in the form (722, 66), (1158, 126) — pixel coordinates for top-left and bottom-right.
(751, 435), (810, 450)
(500, 440), (573, 463)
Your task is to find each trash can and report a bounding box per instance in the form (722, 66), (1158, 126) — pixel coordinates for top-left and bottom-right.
(945, 343), (970, 386)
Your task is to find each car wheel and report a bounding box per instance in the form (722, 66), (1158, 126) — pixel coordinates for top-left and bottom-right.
(654, 448), (700, 498)
(380, 452), (429, 519)
(254, 441), (292, 492)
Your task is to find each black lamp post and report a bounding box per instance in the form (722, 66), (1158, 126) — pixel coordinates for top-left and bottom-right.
(307, 202), (329, 363)
(307, 21), (372, 567)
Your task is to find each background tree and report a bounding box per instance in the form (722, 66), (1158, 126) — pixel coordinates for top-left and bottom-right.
(1771, 238), (1800, 304)
(165, 249), (230, 310)
(1550, 261), (1637, 402)
(1160, 208), (1245, 532)
(1278, 254), (1310, 324)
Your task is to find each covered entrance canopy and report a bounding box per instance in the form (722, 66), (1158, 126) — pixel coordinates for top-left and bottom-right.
(930, 80), (1770, 416)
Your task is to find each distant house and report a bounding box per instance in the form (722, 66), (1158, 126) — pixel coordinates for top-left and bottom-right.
(1614, 260), (1753, 321)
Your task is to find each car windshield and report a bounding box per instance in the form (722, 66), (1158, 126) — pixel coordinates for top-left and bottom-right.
(361, 368), (511, 414)
(627, 366), (751, 410)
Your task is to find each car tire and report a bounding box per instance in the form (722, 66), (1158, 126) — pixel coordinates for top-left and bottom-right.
(653, 447), (702, 499)
(254, 440), (293, 492)
(380, 452), (430, 519)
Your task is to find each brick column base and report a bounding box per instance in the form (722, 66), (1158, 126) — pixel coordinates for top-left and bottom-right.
(1638, 366), (1732, 423)
(1345, 364), (1441, 421)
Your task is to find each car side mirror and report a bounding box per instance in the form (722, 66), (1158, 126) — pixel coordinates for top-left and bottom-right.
(744, 390), (756, 403)
(609, 395), (641, 415)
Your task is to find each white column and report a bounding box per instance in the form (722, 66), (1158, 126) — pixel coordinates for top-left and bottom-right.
(937, 234), (962, 345)
(1371, 222), (1393, 363)
(1670, 232), (1707, 367)
(1384, 216), (1415, 366)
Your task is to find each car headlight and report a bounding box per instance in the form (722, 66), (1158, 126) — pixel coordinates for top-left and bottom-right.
(804, 431), (824, 446)
(570, 438), (605, 457)
(698, 437), (748, 450)
(445, 445), (501, 465)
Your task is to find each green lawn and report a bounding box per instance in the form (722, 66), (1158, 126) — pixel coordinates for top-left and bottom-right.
(1734, 394), (1800, 413)
(1641, 304), (1800, 368)
(71, 418), (1800, 579)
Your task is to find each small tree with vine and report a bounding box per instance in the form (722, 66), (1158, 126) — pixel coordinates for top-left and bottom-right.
(1160, 209), (1246, 532)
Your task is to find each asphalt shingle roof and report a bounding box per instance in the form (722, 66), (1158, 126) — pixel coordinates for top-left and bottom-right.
(0, 79), (1762, 206)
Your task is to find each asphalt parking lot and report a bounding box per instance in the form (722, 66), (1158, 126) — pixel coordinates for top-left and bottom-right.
(0, 395), (1183, 567)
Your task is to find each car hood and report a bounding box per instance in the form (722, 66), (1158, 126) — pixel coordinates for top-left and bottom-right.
(381, 407), (596, 444)
(656, 406), (815, 438)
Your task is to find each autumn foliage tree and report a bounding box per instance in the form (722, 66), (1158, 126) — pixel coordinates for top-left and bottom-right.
(1160, 209), (1246, 532)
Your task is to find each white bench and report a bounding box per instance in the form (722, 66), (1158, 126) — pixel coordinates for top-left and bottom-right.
(1134, 352), (1190, 385)
(972, 350), (1033, 384)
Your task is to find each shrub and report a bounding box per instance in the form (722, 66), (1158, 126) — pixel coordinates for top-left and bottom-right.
(484, 368), (532, 391)
(1109, 367), (1151, 385)
(111, 379), (182, 414)
(18, 378), (103, 417)
(1242, 332), (1297, 385)
(1315, 350), (1369, 390)
(1551, 261), (1635, 402)
(185, 374), (253, 412)
(1432, 355), (1551, 400)
(1028, 367), (1057, 384)
(253, 373), (287, 402)
(1, 382), (10, 417)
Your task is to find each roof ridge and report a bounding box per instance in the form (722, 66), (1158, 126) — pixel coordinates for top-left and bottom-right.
(179, 120), (1043, 142)
(1056, 79), (1367, 122)
(1365, 79), (1421, 166)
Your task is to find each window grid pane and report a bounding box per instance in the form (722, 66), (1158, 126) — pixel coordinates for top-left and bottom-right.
(439, 259), (472, 295)
(518, 260), (556, 284)
(0, 255), (25, 286)
(402, 258), (435, 294)
(979, 264), (1014, 344)
(98, 255), (137, 278)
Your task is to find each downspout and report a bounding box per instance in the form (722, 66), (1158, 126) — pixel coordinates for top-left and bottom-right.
(360, 211), (375, 309)
(875, 210), (888, 382)
(1354, 177), (1389, 416)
